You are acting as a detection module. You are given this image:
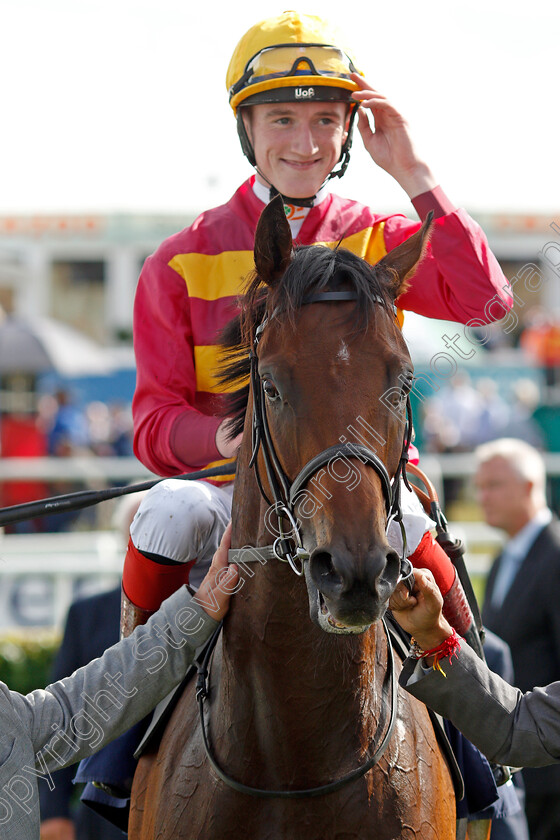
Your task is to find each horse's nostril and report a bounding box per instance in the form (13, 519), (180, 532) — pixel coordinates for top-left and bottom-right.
(312, 551), (343, 588)
(311, 544), (398, 599)
(386, 548), (400, 577)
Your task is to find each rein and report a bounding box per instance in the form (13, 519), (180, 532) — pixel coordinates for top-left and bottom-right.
(196, 617), (397, 798)
(0, 462), (236, 528)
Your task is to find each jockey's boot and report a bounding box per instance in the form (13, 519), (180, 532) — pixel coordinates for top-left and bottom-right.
(408, 531), (484, 659)
(120, 537), (195, 638)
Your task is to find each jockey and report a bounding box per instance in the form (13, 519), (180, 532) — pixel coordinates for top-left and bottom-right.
(123, 11), (512, 640)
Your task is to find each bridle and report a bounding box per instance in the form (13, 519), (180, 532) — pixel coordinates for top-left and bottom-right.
(197, 288), (416, 799)
(233, 289), (414, 587)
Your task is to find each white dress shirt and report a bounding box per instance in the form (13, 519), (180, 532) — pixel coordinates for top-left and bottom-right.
(491, 508), (553, 608)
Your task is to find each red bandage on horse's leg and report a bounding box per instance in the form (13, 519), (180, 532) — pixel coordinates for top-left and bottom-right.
(122, 537), (196, 612)
(408, 531), (456, 596)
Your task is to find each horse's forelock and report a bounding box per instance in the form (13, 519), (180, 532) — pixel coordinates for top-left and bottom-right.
(270, 246), (394, 330)
(217, 244), (395, 432)
(216, 271), (266, 436)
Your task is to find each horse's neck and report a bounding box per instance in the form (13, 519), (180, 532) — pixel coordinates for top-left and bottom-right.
(222, 473), (387, 771)
(224, 570), (383, 701)
(220, 578), (385, 777)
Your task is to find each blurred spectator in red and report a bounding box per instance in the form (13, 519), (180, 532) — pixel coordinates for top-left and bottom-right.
(520, 306), (560, 391)
(0, 410), (49, 533)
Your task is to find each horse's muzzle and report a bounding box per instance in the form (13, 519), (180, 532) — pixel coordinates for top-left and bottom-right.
(307, 544), (400, 632)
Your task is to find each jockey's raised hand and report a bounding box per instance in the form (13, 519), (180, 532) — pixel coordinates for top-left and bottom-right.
(351, 73), (438, 199)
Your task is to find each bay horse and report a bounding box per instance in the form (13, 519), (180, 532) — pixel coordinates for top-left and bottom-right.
(129, 197), (457, 839)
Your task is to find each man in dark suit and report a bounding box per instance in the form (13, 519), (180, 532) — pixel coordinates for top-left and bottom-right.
(39, 587), (124, 840)
(476, 438), (560, 840)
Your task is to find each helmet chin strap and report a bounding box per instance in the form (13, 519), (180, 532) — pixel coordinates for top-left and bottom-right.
(262, 173), (316, 208)
(237, 105), (357, 208)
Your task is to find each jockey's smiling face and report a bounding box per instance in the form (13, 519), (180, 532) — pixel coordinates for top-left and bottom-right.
(242, 101), (349, 200)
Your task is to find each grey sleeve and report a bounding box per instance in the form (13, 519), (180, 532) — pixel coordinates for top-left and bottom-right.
(400, 642), (560, 767)
(11, 586), (218, 771)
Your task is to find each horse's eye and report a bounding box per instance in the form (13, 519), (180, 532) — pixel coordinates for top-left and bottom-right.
(262, 379), (280, 401)
(400, 372), (414, 397)
(390, 374), (412, 408)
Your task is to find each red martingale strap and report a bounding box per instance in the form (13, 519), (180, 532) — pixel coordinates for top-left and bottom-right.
(122, 537), (196, 612)
(441, 572), (474, 637)
(409, 532), (475, 638)
(408, 531), (455, 596)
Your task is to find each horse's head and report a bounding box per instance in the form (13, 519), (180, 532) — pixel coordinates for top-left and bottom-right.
(222, 196), (432, 635)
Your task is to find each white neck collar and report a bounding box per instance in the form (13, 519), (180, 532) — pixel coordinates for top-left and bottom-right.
(252, 177), (330, 209)
(252, 178), (329, 238)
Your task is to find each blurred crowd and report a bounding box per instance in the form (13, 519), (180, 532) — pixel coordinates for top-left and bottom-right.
(37, 389), (134, 459)
(518, 306), (560, 390)
(0, 388), (134, 533)
(421, 373), (545, 455)
(418, 301), (560, 459)
(1, 301), (560, 534)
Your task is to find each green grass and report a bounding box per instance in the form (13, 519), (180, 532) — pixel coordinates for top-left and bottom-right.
(0, 629), (61, 694)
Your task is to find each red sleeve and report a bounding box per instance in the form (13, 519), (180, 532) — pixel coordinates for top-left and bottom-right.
(411, 185), (456, 220)
(132, 252), (222, 476)
(384, 189), (512, 324)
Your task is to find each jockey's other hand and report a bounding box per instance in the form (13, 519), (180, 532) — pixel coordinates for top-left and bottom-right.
(216, 419), (243, 459)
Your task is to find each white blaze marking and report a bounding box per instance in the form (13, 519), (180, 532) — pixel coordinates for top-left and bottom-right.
(337, 340), (350, 363)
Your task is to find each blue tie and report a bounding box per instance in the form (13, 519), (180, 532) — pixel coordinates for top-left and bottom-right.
(491, 548), (523, 608)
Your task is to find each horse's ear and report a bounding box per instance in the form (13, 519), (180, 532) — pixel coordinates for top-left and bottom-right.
(377, 211), (434, 298)
(254, 194), (293, 287)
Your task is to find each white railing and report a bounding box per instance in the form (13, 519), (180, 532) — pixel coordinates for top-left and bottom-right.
(0, 457), (152, 629)
(0, 522), (500, 632)
(0, 531), (123, 630)
(2, 452), (560, 483)
(0, 456), (154, 482)
(3, 452), (558, 630)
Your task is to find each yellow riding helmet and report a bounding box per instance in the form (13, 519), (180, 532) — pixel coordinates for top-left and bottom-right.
(226, 11), (363, 114)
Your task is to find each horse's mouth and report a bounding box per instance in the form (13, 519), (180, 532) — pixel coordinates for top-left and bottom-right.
(316, 591), (371, 635)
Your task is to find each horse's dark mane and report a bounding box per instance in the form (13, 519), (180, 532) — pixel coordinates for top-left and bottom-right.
(217, 244), (395, 439)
